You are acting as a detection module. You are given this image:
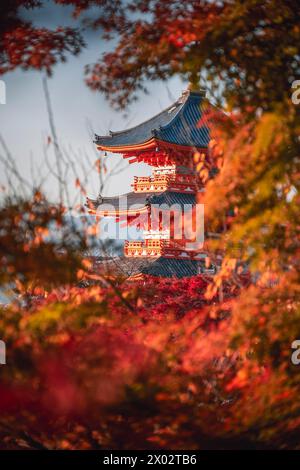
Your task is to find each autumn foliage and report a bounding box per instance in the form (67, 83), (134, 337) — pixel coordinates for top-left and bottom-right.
(0, 1), (83, 75)
(0, 0), (300, 450)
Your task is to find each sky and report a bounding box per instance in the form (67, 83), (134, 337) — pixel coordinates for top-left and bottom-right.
(0, 1), (187, 204)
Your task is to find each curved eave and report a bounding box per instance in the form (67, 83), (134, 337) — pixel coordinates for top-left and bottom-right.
(88, 206), (149, 217)
(96, 137), (156, 154)
(96, 138), (208, 155)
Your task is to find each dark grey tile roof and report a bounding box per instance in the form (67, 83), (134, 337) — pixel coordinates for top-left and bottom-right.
(141, 257), (200, 278)
(90, 256), (207, 278)
(86, 191), (196, 211)
(91, 256), (153, 277)
(149, 192), (195, 207)
(94, 90), (210, 148)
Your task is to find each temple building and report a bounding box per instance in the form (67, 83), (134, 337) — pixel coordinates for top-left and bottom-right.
(87, 88), (216, 278)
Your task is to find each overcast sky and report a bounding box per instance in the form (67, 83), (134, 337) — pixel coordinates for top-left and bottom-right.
(0, 1), (187, 203)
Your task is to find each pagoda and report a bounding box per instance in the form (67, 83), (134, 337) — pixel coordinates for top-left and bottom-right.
(87, 88), (216, 278)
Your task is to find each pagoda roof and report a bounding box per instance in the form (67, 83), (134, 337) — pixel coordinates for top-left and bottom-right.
(95, 89), (210, 151)
(90, 255), (209, 278)
(149, 191), (195, 207)
(141, 257), (201, 278)
(86, 191), (196, 214)
(86, 192), (154, 212)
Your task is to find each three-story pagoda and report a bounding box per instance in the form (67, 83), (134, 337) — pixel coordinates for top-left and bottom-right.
(87, 88), (215, 278)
